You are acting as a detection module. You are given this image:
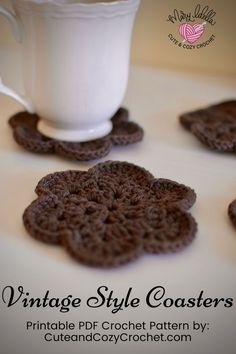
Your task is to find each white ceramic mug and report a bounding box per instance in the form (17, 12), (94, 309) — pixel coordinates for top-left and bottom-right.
(0, 0), (140, 142)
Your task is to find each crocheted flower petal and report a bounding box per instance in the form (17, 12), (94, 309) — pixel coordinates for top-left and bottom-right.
(210, 100), (236, 117)
(13, 125), (54, 153)
(8, 111), (39, 129)
(141, 206), (197, 253)
(111, 107), (129, 125)
(179, 109), (211, 131)
(192, 120), (236, 152)
(23, 196), (66, 244)
(35, 170), (87, 197)
(110, 121), (144, 146)
(55, 138), (112, 161)
(179, 109), (225, 131)
(228, 199), (236, 229)
(62, 219), (143, 267)
(151, 179), (196, 210)
(88, 161), (154, 190)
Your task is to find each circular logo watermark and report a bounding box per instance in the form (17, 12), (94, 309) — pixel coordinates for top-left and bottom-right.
(167, 4), (216, 50)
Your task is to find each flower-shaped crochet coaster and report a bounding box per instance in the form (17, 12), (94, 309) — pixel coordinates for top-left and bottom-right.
(23, 161), (197, 267)
(228, 199), (236, 230)
(179, 100), (236, 152)
(8, 108), (144, 161)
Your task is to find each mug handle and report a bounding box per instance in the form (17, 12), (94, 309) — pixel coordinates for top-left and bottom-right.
(0, 5), (34, 112)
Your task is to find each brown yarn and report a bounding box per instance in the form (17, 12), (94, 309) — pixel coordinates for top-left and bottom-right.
(23, 161), (197, 267)
(228, 199), (236, 230)
(179, 100), (236, 152)
(9, 108), (144, 161)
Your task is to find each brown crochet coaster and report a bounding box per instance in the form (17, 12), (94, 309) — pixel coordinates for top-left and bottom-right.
(8, 108), (144, 161)
(228, 199), (236, 229)
(179, 100), (236, 152)
(23, 161), (197, 267)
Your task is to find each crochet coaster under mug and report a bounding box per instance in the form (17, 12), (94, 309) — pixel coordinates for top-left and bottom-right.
(9, 108), (144, 161)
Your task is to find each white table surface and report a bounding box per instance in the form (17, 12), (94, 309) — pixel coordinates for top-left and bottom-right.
(0, 63), (236, 354)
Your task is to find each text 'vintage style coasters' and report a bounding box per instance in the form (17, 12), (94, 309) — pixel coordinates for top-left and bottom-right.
(228, 199), (236, 230)
(23, 161), (197, 267)
(8, 108), (144, 161)
(179, 100), (236, 152)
